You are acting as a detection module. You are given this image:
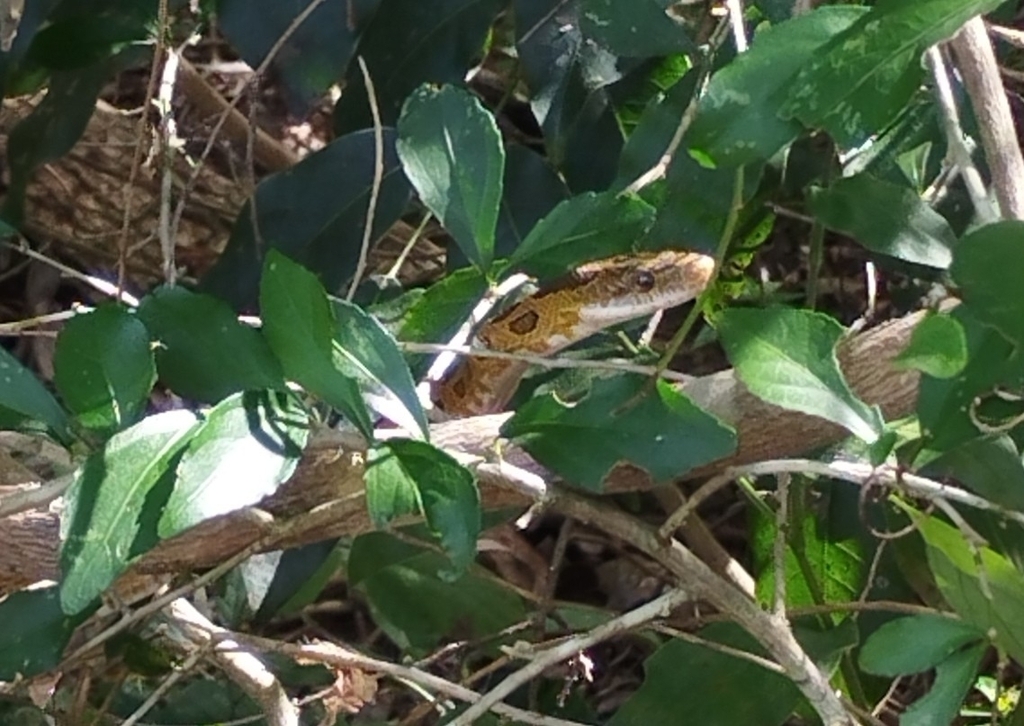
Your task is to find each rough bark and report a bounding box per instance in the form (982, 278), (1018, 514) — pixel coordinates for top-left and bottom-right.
(0, 307), (923, 593)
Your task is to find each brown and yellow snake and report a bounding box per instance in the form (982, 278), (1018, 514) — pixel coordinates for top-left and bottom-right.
(439, 250), (715, 416)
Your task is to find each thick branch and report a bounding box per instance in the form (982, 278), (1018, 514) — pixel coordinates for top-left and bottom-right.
(0, 307), (924, 593)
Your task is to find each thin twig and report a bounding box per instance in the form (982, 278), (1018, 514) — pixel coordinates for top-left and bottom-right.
(926, 46), (995, 221)
(347, 55), (384, 301)
(402, 341), (692, 383)
(169, 0), (326, 244)
(450, 588), (694, 724)
(155, 45), (181, 285)
(772, 472), (790, 618)
(117, 0), (168, 293)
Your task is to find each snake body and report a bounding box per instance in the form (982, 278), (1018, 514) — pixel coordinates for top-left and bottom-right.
(439, 250), (715, 416)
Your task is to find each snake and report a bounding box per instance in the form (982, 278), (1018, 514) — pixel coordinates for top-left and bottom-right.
(438, 250), (715, 416)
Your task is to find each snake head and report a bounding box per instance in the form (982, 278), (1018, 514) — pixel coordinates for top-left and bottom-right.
(568, 250), (715, 335)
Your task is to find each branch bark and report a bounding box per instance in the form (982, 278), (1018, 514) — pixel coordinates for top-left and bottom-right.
(0, 306), (924, 594)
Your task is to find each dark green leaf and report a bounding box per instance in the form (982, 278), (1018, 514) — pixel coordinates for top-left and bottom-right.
(916, 306), (1019, 451)
(61, 411), (199, 615)
(366, 439), (479, 571)
(333, 0), (502, 133)
(609, 623), (801, 726)
(0, 345), (71, 442)
(716, 307), (884, 443)
(900, 643), (986, 726)
(579, 0), (695, 57)
(348, 532), (525, 652)
(4, 66), (109, 222)
(53, 305), (154, 432)
(644, 152), (762, 254)
(494, 146), (570, 260)
(259, 251), (373, 438)
(201, 130), (411, 310)
(159, 392), (308, 539)
(893, 311), (967, 379)
(922, 435), (1024, 513)
(780, 0), (1005, 147)
(508, 191), (655, 278)
(615, 71), (698, 190)
(0, 586), (87, 679)
(859, 615), (984, 676)
(137, 287), (285, 402)
(331, 298), (428, 438)
(395, 267), (489, 379)
(808, 174), (954, 268)
(515, 0), (623, 192)
(397, 85), (504, 271)
(689, 6), (866, 166)
(218, 0), (360, 111)
(951, 221), (1024, 349)
(502, 375), (736, 490)
(24, 3), (151, 69)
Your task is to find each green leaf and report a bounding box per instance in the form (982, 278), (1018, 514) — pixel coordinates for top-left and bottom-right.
(893, 312), (967, 380)
(348, 532), (525, 653)
(922, 435), (1024, 513)
(917, 306), (1020, 451)
(396, 267), (489, 379)
(218, 0), (355, 111)
(201, 130), (411, 309)
(808, 174), (955, 269)
(609, 623), (802, 726)
(330, 297), (428, 438)
(502, 375), (736, 490)
(61, 410), (199, 615)
(750, 482), (869, 610)
(901, 643), (986, 726)
(716, 307), (884, 443)
(0, 345), (71, 442)
(780, 0), (1005, 147)
(913, 506), (1024, 665)
(4, 66), (109, 222)
(495, 145), (570, 259)
(615, 71), (699, 190)
(53, 305), (154, 432)
(334, 0), (503, 133)
(159, 392), (309, 539)
(515, 0), (624, 193)
(259, 251), (373, 438)
(579, 0), (695, 57)
(859, 614), (984, 676)
(366, 439), (480, 572)
(688, 6), (867, 166)
(644, 151), (762, 254)
(137, 287), (284, 402)
(951, 220), (1024, 349)
(397, 84), (504, 271)
(507, 191), (655, 278)
(0, 586), (87, 679)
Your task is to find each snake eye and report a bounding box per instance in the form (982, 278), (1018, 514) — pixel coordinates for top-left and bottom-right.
(635, 269), (656, 291)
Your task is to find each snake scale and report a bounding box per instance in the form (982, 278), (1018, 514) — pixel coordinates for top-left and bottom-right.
(438, 250), (715, 416)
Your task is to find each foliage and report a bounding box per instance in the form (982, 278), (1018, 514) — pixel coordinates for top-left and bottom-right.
(0, 0), (1023, 724)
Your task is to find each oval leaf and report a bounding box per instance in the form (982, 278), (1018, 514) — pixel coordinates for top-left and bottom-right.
(397, 84), (504, 271)
(160, 391), (309, 539)
(502, 375), (736, 490)
(60, 410), (199, 615)
(716, 307), (884, 443)
(137, 287), (284, 402)
(259, 251), (373, 438)
(366, 439), (480, 572)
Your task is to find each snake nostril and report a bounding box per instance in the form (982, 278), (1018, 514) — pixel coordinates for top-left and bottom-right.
(635, 270), (656, 291)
